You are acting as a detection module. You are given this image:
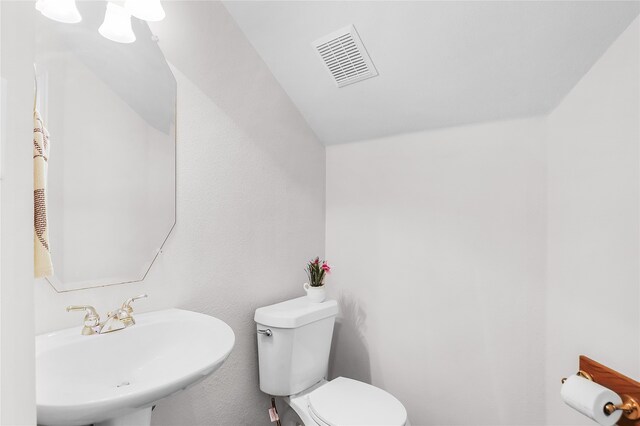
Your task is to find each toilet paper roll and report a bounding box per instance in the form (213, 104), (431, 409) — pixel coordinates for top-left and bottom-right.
(561, 375), (623, 426)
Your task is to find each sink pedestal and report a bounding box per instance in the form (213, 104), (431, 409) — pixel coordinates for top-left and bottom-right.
(95, 408), (152, 426)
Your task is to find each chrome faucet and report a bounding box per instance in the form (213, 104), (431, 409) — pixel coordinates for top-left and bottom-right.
(66, 294), (148, 335)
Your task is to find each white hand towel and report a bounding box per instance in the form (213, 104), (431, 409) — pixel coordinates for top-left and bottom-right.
(34, 109), (54, 278)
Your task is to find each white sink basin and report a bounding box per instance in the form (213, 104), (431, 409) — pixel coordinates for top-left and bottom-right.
(36, 309), (235, 426)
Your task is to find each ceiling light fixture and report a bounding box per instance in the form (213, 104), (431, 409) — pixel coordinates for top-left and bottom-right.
(124, 0), (165, 22)
(35, 0), (82, 24)
(99, 2), (136, 44)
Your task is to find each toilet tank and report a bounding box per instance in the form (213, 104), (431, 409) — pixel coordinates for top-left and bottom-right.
(254, 297), (339, 396)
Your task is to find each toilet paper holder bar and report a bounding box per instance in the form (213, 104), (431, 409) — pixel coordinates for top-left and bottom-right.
(562, 356), (640, 424)
(603, 397), (640, 419)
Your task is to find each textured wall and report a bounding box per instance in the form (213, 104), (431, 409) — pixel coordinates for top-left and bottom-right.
(545, 17), (640, 425)
(325, 17), (640, 426)
(33, 2), (325, 425)
(326, 117), (547, 425)
(1, 2), (37, 424)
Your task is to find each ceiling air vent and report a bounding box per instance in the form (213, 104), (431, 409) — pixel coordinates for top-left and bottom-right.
(312, 25), (378, 88)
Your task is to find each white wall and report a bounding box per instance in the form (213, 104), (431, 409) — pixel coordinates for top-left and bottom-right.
(33, 2), (325, 425)
(545, 17), (640, 425)
(326, 117), (547, 425)
(326, 16), (640, 426)
(0, 2), (37, 425)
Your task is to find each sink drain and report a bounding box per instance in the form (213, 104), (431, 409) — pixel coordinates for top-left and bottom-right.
(116, 381), (131, 388)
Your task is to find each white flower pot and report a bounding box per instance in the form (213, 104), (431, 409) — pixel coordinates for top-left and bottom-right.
(303, 282), (326, 303)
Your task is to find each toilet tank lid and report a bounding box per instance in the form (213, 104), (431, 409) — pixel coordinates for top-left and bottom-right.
(254, 297), (338, 328)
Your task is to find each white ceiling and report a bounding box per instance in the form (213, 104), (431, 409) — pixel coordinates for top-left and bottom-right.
(223, 1), (639, 145)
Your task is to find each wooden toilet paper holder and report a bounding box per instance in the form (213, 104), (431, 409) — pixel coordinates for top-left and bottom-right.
(562, 356), (640, 425)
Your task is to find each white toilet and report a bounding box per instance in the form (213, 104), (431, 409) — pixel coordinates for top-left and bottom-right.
(255, 297), (409, 426)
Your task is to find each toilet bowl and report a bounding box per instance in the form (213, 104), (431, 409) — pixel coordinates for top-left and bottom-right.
(255, 297), (409, 426)
(283, 378), (409, 426)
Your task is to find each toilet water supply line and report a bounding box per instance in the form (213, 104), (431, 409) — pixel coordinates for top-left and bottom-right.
(269, 397), (282, 426)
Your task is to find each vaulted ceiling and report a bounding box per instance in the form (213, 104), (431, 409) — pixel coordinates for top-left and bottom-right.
(224, 1), (639, 145)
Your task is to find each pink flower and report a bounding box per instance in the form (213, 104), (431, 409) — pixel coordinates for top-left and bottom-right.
(321, 262), (331, 273)
(312, 257), (320, 265)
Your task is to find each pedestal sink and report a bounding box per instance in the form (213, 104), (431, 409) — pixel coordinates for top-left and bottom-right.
(36, 309), (235, 426)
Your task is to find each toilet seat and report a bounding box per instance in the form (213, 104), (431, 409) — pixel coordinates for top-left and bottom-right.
(307, 377), (407, 426)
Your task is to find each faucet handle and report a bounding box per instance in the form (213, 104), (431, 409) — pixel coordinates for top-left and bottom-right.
(66, 304), (100, 318)
(122, 294), (148, 313)
(66, 305), (100, 335)
(115, 294), (147, 327)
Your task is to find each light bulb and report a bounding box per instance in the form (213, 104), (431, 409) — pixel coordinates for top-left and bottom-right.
(99, 2), (136, 44)
(124, 0), (165, 22)
(36, 0), (82, 24)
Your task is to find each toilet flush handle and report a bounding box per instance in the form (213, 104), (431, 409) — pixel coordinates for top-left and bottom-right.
(257, 328), (272, 337)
